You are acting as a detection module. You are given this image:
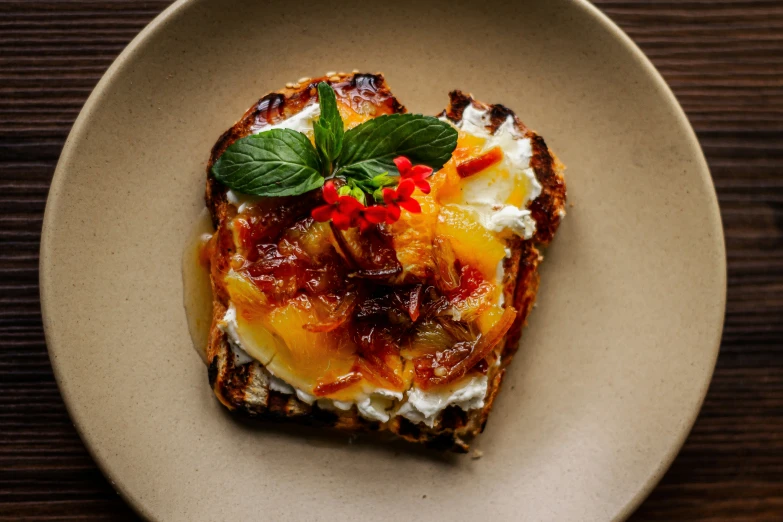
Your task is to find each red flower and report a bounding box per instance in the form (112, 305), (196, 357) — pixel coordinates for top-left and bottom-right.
(354, 205), (389, 232)
(312, 180), (389, 232)
(311, 181), (362, 230)
(393, 156), (433, 194)
(382, 178), (421, 223)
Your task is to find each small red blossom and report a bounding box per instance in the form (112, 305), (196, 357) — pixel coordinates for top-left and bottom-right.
(382, 178), (421, 223)
(311, 181), (363, 230)
(354, 204), (389, 232)
(312, 180), (390, 232)
(393, 156), (433, 194)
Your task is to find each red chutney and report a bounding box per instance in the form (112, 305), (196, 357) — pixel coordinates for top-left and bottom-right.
(207, 75), (516, 396)
(210, 188), (515, 396)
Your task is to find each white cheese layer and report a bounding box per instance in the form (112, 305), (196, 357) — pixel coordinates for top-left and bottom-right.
(448, 104), (542, 240)
(218, 305), (253, 366)
(396, 375), (489, 428)
(488, 205), (538, 239)
(250, 100), (321, 135)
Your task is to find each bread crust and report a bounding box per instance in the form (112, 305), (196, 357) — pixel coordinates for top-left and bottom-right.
(204, 74), (566, 452)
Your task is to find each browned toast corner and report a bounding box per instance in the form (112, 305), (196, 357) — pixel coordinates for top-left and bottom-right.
(203, 74), (566, 452)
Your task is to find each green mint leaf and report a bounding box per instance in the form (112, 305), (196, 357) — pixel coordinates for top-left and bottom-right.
(313, 82), (344, 173)
(211, 129), (323, 197)
(335, 114), (457, 180)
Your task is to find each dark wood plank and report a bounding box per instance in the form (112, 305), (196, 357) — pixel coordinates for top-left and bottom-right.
(0, 0), (781, 520)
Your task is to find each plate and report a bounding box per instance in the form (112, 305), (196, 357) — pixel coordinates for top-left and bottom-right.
(40, 0), (726, 520)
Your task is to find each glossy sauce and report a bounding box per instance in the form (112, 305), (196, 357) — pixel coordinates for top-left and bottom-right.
(181, 208), (215, 363)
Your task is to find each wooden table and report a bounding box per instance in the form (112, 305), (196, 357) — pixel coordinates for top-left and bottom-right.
(1, 1), (781, 520)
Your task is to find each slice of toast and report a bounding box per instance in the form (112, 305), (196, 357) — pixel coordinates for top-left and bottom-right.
(203, 73), (565, 452)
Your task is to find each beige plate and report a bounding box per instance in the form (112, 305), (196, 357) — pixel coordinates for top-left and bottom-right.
(40, 0), (726, 520)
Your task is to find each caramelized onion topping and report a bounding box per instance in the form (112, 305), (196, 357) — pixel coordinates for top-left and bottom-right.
(303, 291), (359, 333)
(414, 306), (516, 389)
(221, 170), (516, 399)
(313, 372), (362, 396)
(330, 223), (402, 280)
(432, 237), (461, 293)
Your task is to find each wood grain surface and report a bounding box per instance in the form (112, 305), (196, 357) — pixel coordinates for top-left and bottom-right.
(1, 1), (781, 520)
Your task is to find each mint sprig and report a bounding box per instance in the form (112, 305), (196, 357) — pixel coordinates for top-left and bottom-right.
(211, 82), (457, 198)
(335, 114), (457, 180)
(312, 82), (343, 173)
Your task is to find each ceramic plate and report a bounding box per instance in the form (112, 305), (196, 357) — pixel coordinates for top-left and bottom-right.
(40, 0), (726, 520)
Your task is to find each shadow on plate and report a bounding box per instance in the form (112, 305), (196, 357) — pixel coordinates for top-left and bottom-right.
(216, 404), (461, 466)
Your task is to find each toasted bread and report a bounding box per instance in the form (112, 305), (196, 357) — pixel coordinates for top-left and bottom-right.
(203, 73), (565, 452)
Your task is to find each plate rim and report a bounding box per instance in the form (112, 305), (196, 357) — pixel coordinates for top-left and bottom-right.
(39, 0), (727, 520)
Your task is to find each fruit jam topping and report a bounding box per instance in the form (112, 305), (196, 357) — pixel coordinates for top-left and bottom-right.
(211, 124), (519, 398)
(213, 193), (514, 396)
